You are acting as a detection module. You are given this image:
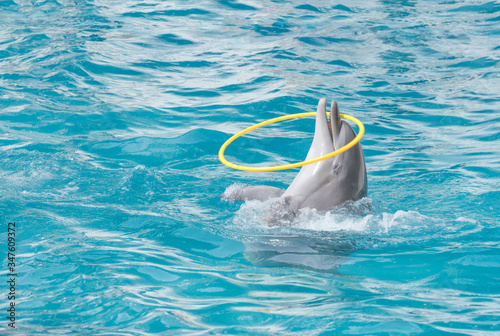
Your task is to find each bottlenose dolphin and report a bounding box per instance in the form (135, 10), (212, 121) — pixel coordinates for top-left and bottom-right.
(231, 98), (367, 224)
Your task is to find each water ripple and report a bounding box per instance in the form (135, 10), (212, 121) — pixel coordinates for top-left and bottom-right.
(1, 0), (499, 335)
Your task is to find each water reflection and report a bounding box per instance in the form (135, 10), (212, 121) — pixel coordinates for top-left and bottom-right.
(244, 234), (362, 272)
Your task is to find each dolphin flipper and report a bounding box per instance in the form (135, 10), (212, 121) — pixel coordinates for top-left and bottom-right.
(235, 186), (285, 202)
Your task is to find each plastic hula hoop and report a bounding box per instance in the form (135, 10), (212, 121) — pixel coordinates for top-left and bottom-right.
(218, 112), (365, 172)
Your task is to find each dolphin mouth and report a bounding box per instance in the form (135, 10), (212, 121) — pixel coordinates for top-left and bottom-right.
(327, 99), (342, 149)
(306, 98), (341, 159)
(327, 118), (333, 139)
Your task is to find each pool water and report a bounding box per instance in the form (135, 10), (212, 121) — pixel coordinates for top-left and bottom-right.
(1, 0), (499, 335)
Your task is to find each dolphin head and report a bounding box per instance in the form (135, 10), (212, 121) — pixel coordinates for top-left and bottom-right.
(282, 98), (367, 212)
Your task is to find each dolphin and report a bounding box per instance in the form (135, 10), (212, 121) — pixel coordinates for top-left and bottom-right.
(231, 98), (367, 225)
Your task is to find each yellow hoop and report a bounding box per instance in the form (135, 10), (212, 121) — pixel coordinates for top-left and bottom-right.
(218, 112), (365, 172)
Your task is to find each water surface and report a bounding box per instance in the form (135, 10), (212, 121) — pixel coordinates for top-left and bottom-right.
(0, 0), (499, 335)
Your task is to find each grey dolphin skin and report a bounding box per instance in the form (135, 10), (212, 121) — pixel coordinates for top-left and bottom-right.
(233, 98), (367, 224)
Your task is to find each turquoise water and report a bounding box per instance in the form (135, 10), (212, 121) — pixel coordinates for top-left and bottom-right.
(1, 0), (499, 335)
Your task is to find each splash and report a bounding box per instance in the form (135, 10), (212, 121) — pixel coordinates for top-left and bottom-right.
(224, 184), (480, 250)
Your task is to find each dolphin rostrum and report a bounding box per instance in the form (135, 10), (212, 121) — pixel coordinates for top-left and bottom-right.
(231, 98), (367, 224)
